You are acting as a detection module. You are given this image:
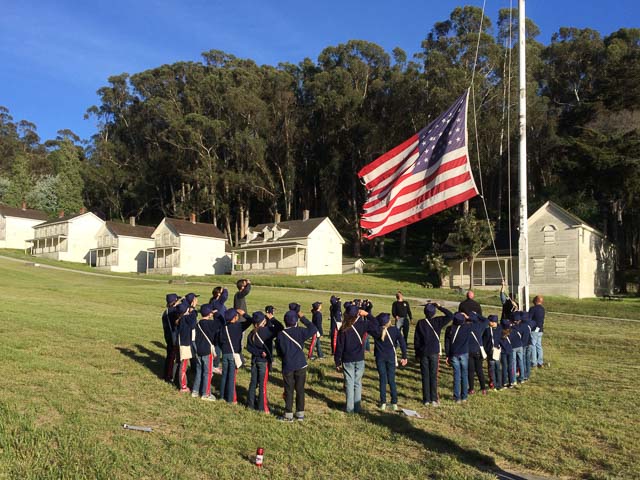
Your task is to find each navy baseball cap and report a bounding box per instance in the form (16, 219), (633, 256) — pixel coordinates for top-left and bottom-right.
(165, 293), (179, 306)
(200, 304), (215, 317)
(265, 305), (276, 314)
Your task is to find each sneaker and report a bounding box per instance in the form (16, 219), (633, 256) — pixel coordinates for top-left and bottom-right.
(212, 367), (223, 375)
(482, 389), (487, 396)
(455, 400), (462, 404)
(432, 401), (440, 407)
(295, 416), (304, 422)
(468, 389), (476, 395)
(489, 382), (495, 389)
(462, 398), (468, 403)
(201, 394), (216, 402)
(508, 384), (515, 389)
(423, 402), (430, 407)
(191, 392), (199, 398)
(391, 404), (398, 411)
(379, 403), (387, 411)
(308, 356), (317, 361)
(537, 364), (543, 369)
(179, 387), (190, 393)
(277, 416), (294, 422)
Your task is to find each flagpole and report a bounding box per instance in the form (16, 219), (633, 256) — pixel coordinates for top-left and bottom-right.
(517, 0), (530, 310)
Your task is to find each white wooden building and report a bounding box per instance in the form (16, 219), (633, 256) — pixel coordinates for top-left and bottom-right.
(88, 219), (155, 273)
(445, 201), (616, 298)
(233, 213), (345, 276)
(0, 203), (48, 249)
(29, 210), (105, 263)
(148, 216), (231, 276)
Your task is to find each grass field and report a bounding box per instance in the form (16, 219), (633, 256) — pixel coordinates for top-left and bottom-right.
(1, 258), (639, 479)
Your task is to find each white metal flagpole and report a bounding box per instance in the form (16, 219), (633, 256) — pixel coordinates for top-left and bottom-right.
(517, 0), (530, 309)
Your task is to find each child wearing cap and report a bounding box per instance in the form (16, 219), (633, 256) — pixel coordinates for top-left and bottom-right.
(334, 305), (374, 413)
(193, 304), (220, 400)
(162, 293), (181, 382)
(483, 315), (503, 390)
(176, 301), (197, 392)
(517, 311), (534, 382)
(246, 311), (284, 413)
(329, 296), (342, 354)
(308, 302), (324, 360)
(414, 303), (453, 406)
(369, 312), (407, 411)
(209, 287), (228, 375)
(444, 312), (473, 403)
(467, 312), (490, 395)
(276, 306), (318, 421)
(219, 308), (252, 403)
(499, 319), (515, 388)
(509, 312), (525, 385)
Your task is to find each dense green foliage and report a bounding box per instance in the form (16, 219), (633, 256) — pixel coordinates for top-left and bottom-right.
(1, 7), (639, 272)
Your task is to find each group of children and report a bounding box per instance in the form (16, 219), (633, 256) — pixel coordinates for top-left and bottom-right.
(160, 282), (546, 418)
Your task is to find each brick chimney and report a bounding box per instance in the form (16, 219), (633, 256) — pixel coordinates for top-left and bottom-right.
(274, 212), (281, 224)
(190, 213), (196, 224)
(302, 209), (310, 221)
(129, 216), (136, 226)
(79, 207), (87, 214)
(21, 200), (26, 211)
(58, 210), (65, 218)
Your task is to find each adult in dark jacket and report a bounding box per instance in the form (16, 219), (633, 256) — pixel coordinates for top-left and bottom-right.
(467, 312), (490, 394)
(334, 306), (374, 413)
(391, 292), (413, 343)
(329, 295), (342, 354)
(369, 313), (407, 410)
(162, 293), (180, 382)
(529, 295), (545, 367)
(458, 290), (482, 316)
(499, 283), (519, 320)
(276, 308), (317, 421)
(444, 312), (472, 402)
(414, 303), (453, 406)
(246, 311), (283, 413)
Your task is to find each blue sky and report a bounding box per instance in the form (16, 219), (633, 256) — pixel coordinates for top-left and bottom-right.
(1, 0), (638, 142)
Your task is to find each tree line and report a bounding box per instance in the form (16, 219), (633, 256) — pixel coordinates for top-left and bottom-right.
(1, 6), (639, 276)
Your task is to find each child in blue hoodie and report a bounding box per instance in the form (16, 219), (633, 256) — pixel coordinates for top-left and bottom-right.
(509, 312), (525, 385)
(329, 295), (342, 354)
(414, 303), (453, 406)
(162, 293), (180, 382)
(209, 286), (228, 374)
(193, 303), (220, 401)
(246, 311), (284, 413)
(308, 302), (324, 360)
(467, 312), (490, 395)
(369, 313), (407, 411)
(276, 307), (317, 421)
(517, 311), (534, 381)
(334, 306), (374, 413)
(444, 312), (472, 403)
(219, 308), (252, 403)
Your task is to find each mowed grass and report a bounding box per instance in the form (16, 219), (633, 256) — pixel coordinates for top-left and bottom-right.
(0, 259), (639, 479)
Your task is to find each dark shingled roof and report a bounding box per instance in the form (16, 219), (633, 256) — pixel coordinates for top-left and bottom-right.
(106, 221), (155, 239)
(0, 204), (48, 221)
(247, 217), (327, 244)
(165, 217), (226, 239)
(36, 212), (86, 226)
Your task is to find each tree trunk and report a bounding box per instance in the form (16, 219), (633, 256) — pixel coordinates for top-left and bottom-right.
(399, 227), (407, 257)
(469, 256), (475, 290)
(378, 236), (385, 258)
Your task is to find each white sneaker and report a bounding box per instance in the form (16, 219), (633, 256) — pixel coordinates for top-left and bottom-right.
(191, 392), (199, 398)
(201, 395), (216, 402)
(391, 404), (398, 411)
(432, 401), (440, 407)
(379, 403), (387, 411)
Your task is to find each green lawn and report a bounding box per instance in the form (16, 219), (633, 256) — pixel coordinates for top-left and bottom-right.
(0, 258), (638, 479)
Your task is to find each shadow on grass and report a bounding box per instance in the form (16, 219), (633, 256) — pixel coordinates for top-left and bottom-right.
(361, 409), (532, 480)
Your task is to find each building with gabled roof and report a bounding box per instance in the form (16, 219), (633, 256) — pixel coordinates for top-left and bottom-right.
(0, 203), (48, 249)
(89, 218), (155, 273)
(233, 212), (345, 276)
(148, 215), (231, 276)
(29, 210), (105, 263)
(445, 201), (616, 298)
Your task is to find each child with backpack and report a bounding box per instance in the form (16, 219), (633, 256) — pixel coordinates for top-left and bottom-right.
(219, 308), (252, 403)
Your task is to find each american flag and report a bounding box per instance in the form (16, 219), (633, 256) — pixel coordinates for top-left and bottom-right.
(358, 90), (478, 239)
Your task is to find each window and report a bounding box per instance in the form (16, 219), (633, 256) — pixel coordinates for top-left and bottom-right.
(532, 257), (544, 276)
(542, 225), (557, 245)
(554, 256), (568, 276)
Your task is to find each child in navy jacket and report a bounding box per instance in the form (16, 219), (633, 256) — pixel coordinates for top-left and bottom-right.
(276, 307), (317, 421)
(369, 313), (407, 410)
(499, 319), (515, 387)
(414, 303), (453, 406)
(176, 301), (197, 392)
(219, 308), (252, 403)
(246, 311), (284, 413)
(334, 306), (374, 413)
(308, 302), (324, 360)
(517, 311), (534, 381)
(329, 295), (342, 354)
(467, 312), (490, 395)
(482, 315), (502, 390)
(194, 303), (220, 400)
(444, 312), (473, 402)
(209, 287), (228, 373)
(162, 293), (180, 382)
(509, 312), (525, 384)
